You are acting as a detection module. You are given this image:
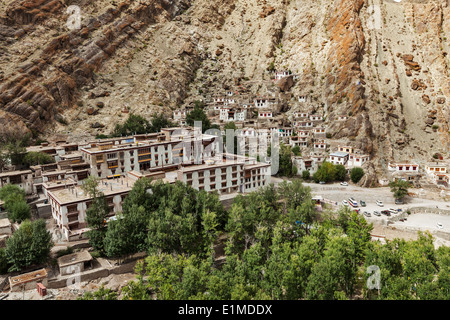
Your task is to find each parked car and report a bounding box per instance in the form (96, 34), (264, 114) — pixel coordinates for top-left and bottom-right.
(340, 181), (348, 186)
(373, 211), (381, 216)
(437, 222), (443, 229)
(363, 211), (371, 217)
(395, 198), (403, 205)
(319, 181), (326, 184)
(381, 210), (391, 216)
(360, 200), (366, 207)
(342, 200), (349, 206)
(376, 200), (384, 207)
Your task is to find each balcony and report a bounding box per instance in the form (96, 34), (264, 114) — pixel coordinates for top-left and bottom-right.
(67, 211), (79, 218)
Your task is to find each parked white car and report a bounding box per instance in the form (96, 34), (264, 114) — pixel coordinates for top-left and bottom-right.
(437, 222), (443, 229)
(342, 200), (349, 206)
(376, 200), (384, 207)
(340, 182), (348, 186)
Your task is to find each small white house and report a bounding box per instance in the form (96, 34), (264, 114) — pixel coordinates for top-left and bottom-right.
(328, 152), (349, 166)
(347, 153), (370, 168)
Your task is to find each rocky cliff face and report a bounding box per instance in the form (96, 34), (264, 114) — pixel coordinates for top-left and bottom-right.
(0, 0), (449, 176)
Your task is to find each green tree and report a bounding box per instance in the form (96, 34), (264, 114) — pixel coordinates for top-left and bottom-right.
(5, 198), (31, 223)
(142, 181), (223, 256)
(313, 161), (337, 183)
(5, 219), (53, 272)
(185, 101), (212, 133)
(0, 184), (25, 201)
(388, 179), (410, 201)
(301, 170), (310, 180)
(112, 113), (151, 137)
(335, 164), (347, 181)
(149, 113), (175, 132)
(23, 152), (55, 166)
(103, 205), (148, 259)
(277, 143), (295, 177)
(306, 230), (357, 299)
(350, 167), (365, 183)
(2, 133), (31, 166)
(0, 184), (30, 223)
(292, 145), (301, 156)
(82, 176), (110, 254)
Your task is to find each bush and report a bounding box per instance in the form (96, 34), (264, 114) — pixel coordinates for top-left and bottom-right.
(6, 199), (31, 223)
(350, 167), (365, 184)
(0, 184), (25, 201)
(292, 145), (301, 156)
(302, 170), (311, 180)
(0, 184), (31, 223)
(0, 248), (8, 274)
(335, 164), (347, 181)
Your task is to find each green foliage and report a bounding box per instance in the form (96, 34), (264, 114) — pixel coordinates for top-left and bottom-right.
(0, 248), (8, 274)
(111, 113), (170, 137)
(334, 164), (347, 181)
(78, 286), (118, 300)
(350, 167), (365, 184)
(0, 184), (30, 223)
(112, 113), (150, 136)
(0, 184), (25, 200)
(102, 179), (225, 259)
(185, 101), (212, 133)
(5, 199), (31, 223)
(23, 152), (54, 166)
(388, 179), (410, 200)
(109, 180), (450, 301)
(5, 219), (53, 272)
(277, 143), (295, 177)
(1, 133), (31, 166)
(301, 170), (310, 180)
(81, 177), (110, 253)
(313, 161), (337, 183)
(148, 112), (176, 133)
(291, 145), (301, 156)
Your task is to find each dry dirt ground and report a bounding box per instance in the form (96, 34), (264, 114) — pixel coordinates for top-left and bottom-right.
(4, 272), (137, 300)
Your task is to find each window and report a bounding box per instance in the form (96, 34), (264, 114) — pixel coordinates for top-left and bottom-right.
(107, 153), (117, 160)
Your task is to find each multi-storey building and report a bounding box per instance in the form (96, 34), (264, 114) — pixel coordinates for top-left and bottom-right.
(80, 128), (218, 179)
(177, 154), (270, 194)
(46, 172), (141, 241)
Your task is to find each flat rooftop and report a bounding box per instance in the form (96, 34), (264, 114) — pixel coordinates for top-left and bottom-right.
(57, 251), (92, 267)
(329, 152), (349, 157)
(9, 268), (47, 286)
(48, 176), (137, 205)
(0, 170), (32, 178)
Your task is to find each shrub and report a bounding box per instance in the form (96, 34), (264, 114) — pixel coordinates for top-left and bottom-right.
(302, 170), (311, 180)
(350, 167), (365, 184)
